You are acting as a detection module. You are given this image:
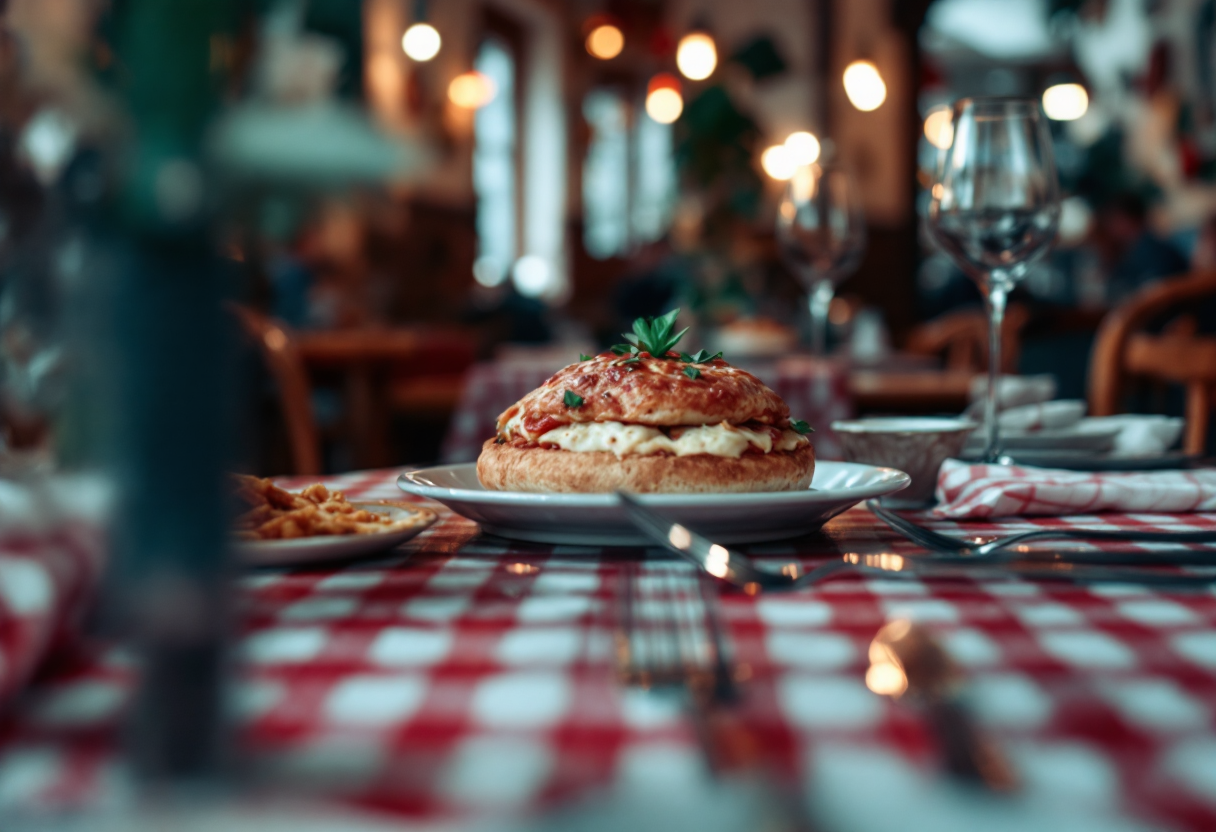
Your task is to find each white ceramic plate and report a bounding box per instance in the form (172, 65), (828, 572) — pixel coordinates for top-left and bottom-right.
(237, 503), (436, 567)
(963, 423), (1121, 456)
(397, 462), (909, 545)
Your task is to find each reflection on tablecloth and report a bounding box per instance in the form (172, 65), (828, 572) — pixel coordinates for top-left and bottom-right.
(440, 356), (852, 463)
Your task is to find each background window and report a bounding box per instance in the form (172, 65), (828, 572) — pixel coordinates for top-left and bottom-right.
(472, 36), (516, 287)
(582, 90), (675, 260)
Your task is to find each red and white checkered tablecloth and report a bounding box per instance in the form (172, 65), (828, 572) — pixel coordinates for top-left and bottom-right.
(440, 357), (852, 463)
(3, 468), (1216, 829)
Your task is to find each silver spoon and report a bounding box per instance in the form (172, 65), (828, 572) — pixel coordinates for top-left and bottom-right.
(869, 619), (1017, 791)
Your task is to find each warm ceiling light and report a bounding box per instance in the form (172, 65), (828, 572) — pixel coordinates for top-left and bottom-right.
(645, 73), (683, 124)
(783, 131), (821, 166)
(923, 105), (953, 149)
(843, 59), (886, 112)
(402, 23), (441, 62)
(676, 31), (717, 81)
(1042, 82), (1089, 121)
(586, 24), (624, 60)
(760, 145), (797, 180)
(448, 71), (496, 109)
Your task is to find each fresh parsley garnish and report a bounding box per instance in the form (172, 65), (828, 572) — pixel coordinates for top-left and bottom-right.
(564, 390), (584, 408)
(621, 308), (690, 357)
(679, 349), (722, 364)
(610, 343), (639, 356)
(682, 365), (701, 380)
(620, 356), (640, 365)
(579, 353), (592, 362)
(790, 420), (814, 434)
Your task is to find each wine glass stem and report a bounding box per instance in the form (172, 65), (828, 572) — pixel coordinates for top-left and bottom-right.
(809, 279), (834, 357)
(983, 279), (1009, 463)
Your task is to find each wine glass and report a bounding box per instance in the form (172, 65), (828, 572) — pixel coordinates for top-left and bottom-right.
(927, 98), (1060, 463)
(776, 161), (866, 356)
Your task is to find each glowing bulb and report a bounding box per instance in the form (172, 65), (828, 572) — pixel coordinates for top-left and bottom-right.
(512, 255), (555, 297)
(676, 32), (717, 81)
(784, 131), (821, 166)
(645, 74), (683, 124)
(1042, 83), (1088, 121)
(402, 23), (441, 62)
(923, 106), (953, 149)
(760, 145), (796, 181)
(586, 24), (624, 60)
(448, 71), (496, 109)
(843, 60), (886, 112)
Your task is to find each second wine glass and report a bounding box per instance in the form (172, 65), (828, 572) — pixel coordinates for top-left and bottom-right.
(776, 161), (866, 356)
(927, 97), (1060, 463)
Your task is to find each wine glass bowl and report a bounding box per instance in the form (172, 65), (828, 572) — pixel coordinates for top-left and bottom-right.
(927, 98), (1060, 462)
(776, 162), (866, 355)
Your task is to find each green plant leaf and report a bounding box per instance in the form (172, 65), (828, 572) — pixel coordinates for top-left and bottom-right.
(623, 308), (690, 356)
(579, 353), (592, 362)
(790, 420), (814, 434)
(683, 365), (701, 380)
(681, 349), (722, 364)
(564, 390), (584, 408)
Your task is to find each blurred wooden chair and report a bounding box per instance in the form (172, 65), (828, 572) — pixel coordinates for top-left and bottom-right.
(905, 303), (1030, 373)
(1089, 270), (1216, 455)
(229, 305), (322, 475)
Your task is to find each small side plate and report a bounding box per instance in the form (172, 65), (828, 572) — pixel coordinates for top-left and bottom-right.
(237, 502), (436, 567)
(1000, 450), (1202, 471)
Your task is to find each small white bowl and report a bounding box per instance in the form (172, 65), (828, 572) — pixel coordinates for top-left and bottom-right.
(831, 417), (978, 507)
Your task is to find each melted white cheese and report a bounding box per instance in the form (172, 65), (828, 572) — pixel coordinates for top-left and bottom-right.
(534, 421), (807, 459)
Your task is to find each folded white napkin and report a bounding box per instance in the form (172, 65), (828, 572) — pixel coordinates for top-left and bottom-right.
(934, 458), (1216, 518)
(1093, 415), (1185, 456)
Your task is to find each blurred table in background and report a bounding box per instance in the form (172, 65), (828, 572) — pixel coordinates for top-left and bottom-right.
(849, 369), (976, 414)
(297, 328), (474, 468)
(440, 355), (853, 462)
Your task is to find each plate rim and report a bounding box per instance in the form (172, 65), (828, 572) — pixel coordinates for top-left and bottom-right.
(236, 502), (437, 550)
(397, 460), (910, 505)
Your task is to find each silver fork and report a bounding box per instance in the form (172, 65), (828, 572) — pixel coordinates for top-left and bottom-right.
(617, 560), (751, 774)
(616, 491), (1216, 590)
(617, 561), (736, 699)
(867, 500), (1216, 562)
(616, 560), (815, 829)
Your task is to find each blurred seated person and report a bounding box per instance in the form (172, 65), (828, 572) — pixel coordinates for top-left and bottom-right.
(613, 238), (683, 327)
(463, 284), (552, 349)
(1095, 191), (1188, 303)
(264, 238), (315, 329)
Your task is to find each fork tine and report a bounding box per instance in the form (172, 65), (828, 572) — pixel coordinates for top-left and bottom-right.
(867, 500), (968, 553)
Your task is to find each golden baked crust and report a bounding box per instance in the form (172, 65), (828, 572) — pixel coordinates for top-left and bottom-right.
(496, 352), (788, 438)
(477, 439), (816, 494)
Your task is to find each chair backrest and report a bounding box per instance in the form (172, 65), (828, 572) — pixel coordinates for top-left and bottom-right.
(905, 303), (1030, 373)
(229, 304), (322, 475)
(1089, 269), (1216, 454)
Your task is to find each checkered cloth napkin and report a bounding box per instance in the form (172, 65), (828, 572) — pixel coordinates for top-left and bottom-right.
(440, 357), (852, 463)
(4, 468), (1216, 831)
(934, 459), (1216, 519)
(0, 475), (108, 708)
